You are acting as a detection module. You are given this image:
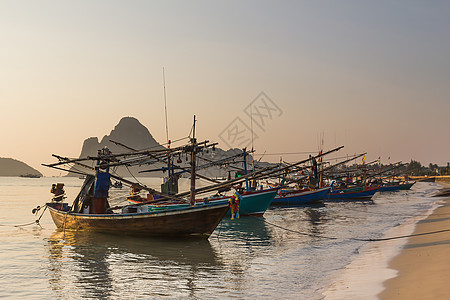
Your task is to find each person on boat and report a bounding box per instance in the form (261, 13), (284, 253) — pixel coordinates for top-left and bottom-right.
(84, 146), (113, 214)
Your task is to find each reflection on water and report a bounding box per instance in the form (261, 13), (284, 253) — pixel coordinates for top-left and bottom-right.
(44, 216), (278, 299)
(215, 216), (272, 243)
(46, 231), (221, 299)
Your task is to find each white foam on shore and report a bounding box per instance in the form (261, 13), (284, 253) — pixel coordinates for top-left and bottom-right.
(322, 202), (440, 300)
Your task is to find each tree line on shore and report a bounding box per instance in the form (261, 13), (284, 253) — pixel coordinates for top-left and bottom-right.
(406, 160), (449, 176)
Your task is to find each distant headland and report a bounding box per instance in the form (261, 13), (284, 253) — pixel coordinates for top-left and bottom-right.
(0, 157), (43, 177)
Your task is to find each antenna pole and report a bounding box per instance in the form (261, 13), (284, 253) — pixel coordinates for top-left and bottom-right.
(163, 67), (169, 144)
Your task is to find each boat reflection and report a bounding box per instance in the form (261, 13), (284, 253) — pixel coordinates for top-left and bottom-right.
(214, 216), (273, 246)
(304, 206), (327, 226)
(46, 230), (221, 299)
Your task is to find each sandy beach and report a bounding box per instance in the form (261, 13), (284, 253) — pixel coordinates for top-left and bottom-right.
(379, 180), (450, 299)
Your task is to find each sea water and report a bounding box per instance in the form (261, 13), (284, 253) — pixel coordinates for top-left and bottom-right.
(0, 177), (442, 299)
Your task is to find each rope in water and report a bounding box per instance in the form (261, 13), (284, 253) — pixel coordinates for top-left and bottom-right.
(254, 214), (450, 242)
(1, 205), (49, 228)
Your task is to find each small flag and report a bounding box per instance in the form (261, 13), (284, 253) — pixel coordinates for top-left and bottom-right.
(362, 155), (366, 164)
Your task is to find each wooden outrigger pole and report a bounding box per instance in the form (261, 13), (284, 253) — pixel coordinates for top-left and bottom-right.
(43, 154), (190, 204)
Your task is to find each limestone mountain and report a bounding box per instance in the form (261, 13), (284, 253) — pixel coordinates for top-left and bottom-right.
(69, 117), (165, 177)
(0, 158), (43, 177)
(79, 117), (164, 158)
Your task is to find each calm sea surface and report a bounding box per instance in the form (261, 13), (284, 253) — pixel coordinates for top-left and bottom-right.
(0, 177), (441, 299)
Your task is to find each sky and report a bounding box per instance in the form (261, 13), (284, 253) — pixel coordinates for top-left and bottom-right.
(1, 0), (449, 176)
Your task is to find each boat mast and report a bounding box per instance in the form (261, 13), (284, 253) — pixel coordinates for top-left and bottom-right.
(243, 148), (249, 191)
(163, 67), (172, 179)
(190, 115), (197, 205)
(163, 67), (169, 145)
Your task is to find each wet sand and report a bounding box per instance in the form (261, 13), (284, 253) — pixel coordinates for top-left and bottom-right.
(379, 181), (450, 299)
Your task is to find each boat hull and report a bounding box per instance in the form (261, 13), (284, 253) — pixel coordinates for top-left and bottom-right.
(132, 189), (278, 217)
(271, 187), (331, 205)
(47, 202), (229, 238)
(234, 189), (278, 216)
(378, 182), (415, 192)
(326, 187), (378, 201)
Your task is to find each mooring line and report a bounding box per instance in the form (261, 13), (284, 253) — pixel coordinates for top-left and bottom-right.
(337, 206), (450, 217)
(9, 205), (48, 228)
(250, 213), (450, 242)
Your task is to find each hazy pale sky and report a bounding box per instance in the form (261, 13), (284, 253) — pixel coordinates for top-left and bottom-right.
(1, 0), (449, 176)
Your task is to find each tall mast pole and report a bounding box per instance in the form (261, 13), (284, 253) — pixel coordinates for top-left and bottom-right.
(163, 67), (172, 178)
(190, 115), (197, 206)
(163, 67), (169, 144)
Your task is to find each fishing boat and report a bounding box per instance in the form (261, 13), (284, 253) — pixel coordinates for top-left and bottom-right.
(42, 158), (231, 237)
(39, 117), (232, 238)
(129, 187), (278, 217)
(129, 145), (345, 216)
(228, 188), (277, 216)
(131, 147), (280, 217)
(378, 181), (415, 192)
(326, 186), (379, 201)
(46, 197), (229, 237)
(20, 173), (41, 178)
(271, 186), (331, 205)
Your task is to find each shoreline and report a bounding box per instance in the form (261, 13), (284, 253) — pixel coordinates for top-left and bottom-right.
(378, 181), (450, 299)
(322, 181), (447, 299)
(322, 193), (438, 299)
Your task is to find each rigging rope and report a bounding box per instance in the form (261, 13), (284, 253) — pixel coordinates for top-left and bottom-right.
(125, 165), (146, 188)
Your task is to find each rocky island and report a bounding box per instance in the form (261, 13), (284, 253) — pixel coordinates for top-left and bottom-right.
(0, 158), (43, 177)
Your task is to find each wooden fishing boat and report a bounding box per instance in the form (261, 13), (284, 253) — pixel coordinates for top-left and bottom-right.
(231, 188), (277, 216)
(128, 145), (285, 217)
(326, 186), (379, 201)
(129, 188), (278, 217)
(214, 188), (278, 216)
(46, 201), (229, 237)
(271, 186), (331, 205)
(378, 182), (415, 192)
(40, 116), (232, 238)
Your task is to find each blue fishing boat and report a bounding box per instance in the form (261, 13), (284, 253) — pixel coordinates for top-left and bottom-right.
(271, 186), (331, 205)
(326, 186), (379, 201)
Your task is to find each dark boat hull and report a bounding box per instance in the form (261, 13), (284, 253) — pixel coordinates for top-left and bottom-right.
(272, 187), (331, 205)
(378, 182), (415, 192)
(326, 187), (379, 201)
(47, 202), (229, 238)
